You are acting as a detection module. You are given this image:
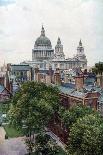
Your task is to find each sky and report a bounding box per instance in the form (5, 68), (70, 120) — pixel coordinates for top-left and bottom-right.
(0, 0), (103, 66)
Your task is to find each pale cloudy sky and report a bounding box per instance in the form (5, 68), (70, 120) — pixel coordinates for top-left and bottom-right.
(0, 0), (103, 66)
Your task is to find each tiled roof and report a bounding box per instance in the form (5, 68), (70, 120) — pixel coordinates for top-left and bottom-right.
(61, 83), (75, 89)
(0, 85), (5, 93)
(39, 70), (54, 75)
(59, 83), (103, 99)
(70, 90), (86, 98)
(11, 64), (32, 71)
(84, 85), (102, 93)
(59, 86), (74, 95)
(59, 85), (86, 98)
(84, 77), (96, 86)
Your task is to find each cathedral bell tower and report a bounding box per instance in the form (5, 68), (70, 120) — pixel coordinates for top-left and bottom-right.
(76, 39), (86, 60)
(54, 37), (65, 60)
(76, 39), (87, 69)
(77, 39), (84, 55)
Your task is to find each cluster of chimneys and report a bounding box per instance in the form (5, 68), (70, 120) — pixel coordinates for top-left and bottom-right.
(35, 66), (61, 85)
(0, 65), (103, 94)
(35, 66), (103, 89)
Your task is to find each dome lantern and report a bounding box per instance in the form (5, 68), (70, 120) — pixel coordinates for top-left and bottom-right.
(34, 26), (52, 47)
(41, 25), (45, 36)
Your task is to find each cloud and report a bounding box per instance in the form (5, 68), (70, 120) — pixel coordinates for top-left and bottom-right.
(0, 29), (4, 35)
(0, 0), (103, 66)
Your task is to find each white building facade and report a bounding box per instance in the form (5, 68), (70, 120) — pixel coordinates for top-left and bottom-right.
(28, 26), (87, 70)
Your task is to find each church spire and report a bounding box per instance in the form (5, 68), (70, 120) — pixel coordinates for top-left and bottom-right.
(79, 39), (82, 46)
(41, 25), (45, 36)
(77, 39), (84, 54)
(55, 37), (65, 60)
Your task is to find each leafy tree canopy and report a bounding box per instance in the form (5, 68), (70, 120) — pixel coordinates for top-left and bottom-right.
(59, 105), (98, 129)
(35, 133), (61, 155)
(8, 81), (60, 132)
(92, 62), (103, 75)
(67, 114), (103, 155)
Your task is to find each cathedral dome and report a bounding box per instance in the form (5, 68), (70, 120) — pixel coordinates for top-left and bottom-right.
(35, 36), (51, 47)
(35, 26), (52, 47)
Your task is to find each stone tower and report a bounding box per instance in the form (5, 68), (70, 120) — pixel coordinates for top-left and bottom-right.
(76, 39), (87, 69)
(54, 37), (65, 60)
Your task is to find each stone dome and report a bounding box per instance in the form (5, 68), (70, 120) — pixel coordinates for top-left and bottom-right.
(35, 26), (52, 47)
(35, 36), (51, 47)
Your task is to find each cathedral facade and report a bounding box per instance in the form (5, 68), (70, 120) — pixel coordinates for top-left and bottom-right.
(31, 26), (87, 70)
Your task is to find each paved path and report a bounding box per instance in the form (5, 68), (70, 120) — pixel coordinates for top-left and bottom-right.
(0, 127), (6, 143)
(46, 130), (65, 150)
(0, 137), (27, 155)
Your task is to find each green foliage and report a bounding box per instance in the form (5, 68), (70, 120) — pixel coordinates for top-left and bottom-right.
(67, 114), (103, 155)
(8, 81), (60, 153)
(58, 105), (103, 155)
(92, 62), (103, 75)
(25, 136), (35, 154)
(0, 100), (10, 114)
(35, 133), (61, 155)
(59, 105), (96, 129)
(8, 81), (60, 131)
(4, 124), (23, 138)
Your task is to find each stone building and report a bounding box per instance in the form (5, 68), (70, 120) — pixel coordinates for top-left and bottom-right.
(32, 25), (54, 62)
(8, 64), (33, 83)
(25, 26), (87, 71)
(48, 72), (102, 143)
(9, 26), (87, 83)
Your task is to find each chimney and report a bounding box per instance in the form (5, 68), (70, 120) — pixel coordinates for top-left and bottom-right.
(34, 67), (39, 82)
(46, 75), (51, 84)
(64, 74), (68, 83)
(7, 63), (11, 72)
(5, 71), (13, 93)
(75, 75), (84, 90)
(54, 68), (61, 85)
(45, 65), (53, 84)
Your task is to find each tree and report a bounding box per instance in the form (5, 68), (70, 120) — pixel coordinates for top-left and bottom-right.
(67, 114), (103, 155)
(92, 62), (103, 75)
(35, 133), (60, 155)
(8, 81), (60, 154)
(59, 105), (95, 129)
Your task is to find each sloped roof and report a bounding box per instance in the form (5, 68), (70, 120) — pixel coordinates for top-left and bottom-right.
(62, 83), (75, 89)
(0, 84), (12, 95)
(59, 86), (74, 95)
(0, 85), (5, 93)
(11, 64), (32, 71)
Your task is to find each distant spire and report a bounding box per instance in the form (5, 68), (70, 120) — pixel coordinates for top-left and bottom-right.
(41, 25), (45, 36)
(79, 39), (82, 46)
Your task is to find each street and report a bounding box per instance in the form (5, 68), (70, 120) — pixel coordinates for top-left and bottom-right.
(0, 137), (27, 155)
